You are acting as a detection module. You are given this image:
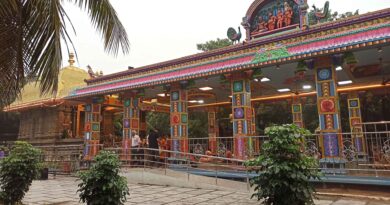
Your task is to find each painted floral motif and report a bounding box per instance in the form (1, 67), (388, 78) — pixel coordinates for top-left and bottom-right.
(171, 114), (180, 124)
(324, 133), (339, 157)
(234, 108), (245, 119)
(85, 123), (91, 132)
(351, 118), (361, 126)
(320, 99), (335, 112)
(349, 100), (359, 108)
(251, 45), (290, 64)
(233, 81), (243, 92)
(318, 68), (332, 81)
(171, 91), (179, 101)
(123, 119), (130, 128)
(131, 119), (139, 129)
(92, 123), (100, 131)
(293, 104), (301, 113)
(181, 114), (188, 123)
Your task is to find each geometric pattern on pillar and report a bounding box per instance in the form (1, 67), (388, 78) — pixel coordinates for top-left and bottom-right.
(231, 77), (253, 159)
(348, 98), (366, 156)
(170, 85), (188, 154)
(122, 97), (140, 160)
(292, 103), (304, 128)
(208, 110), (218, 154)
(84, 103), (101, 160)
(315, 60), (343, 159)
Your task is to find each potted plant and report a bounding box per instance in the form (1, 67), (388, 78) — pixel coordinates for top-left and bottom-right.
(0, 141), (42, 204)
(246, 124), (321, 205)
(77, 151), (129, 205)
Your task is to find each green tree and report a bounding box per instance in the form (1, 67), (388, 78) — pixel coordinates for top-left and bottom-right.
(0, 0), (129, 107)
(77, 151), (129, 205)
(255, 102), (292, 135)
(146, 112), (170, 135)
(196, 38), (232, 52)
(189, 111), (208, 138)
(246, 124), (320, 205)
(0, 141), (42, 204)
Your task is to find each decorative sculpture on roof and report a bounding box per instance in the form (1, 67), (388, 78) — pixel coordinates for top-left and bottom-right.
(312, 1), (330, 23)
(284, 1), (294, 26)
(267, 12), (277, 31)
(87, 65), (103, 79)
(245, 0), (300, 39)
(227, 27), (242, 44)
(277, 9), (284, 29)
(87, 65), (95, 78)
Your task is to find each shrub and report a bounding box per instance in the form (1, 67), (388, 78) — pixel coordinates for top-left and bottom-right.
(0, 141), (42, 204)
(77, 151), (129, 205)
(246, 124), (320, 205)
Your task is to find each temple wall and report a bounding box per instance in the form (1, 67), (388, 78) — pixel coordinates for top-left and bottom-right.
(18, 105), (83, 146)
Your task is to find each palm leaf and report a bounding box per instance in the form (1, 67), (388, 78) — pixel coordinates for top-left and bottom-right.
(0, 0), (129, 108)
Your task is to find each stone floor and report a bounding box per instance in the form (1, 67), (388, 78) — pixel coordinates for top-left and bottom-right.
(22, 176), (390, 205)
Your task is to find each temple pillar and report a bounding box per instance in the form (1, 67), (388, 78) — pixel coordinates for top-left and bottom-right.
(315, 56), (345, 172)
(230, 73), (254, 159)
(207, 108), (218, 154)
(122, 96), (141, 160)
(348, 93), (367, 161)
(83, 103), (101, 160)
(170, 84), (188, 155)
(292, 97), (304, 128)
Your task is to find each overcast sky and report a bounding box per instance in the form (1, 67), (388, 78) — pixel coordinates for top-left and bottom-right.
(62, 0), (389, 74)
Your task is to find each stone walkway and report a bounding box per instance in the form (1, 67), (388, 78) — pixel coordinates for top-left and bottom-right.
(22, 176), (390, 205)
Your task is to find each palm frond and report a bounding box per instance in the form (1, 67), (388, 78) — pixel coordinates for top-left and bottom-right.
(0, 0), (129, 108)
(72, 0), (130, 55)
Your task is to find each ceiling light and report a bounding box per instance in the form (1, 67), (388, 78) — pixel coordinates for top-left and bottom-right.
(199, 87), (213, 91)
(188, 100), (198, 103)
(303, 85), (312, 90)
(197, 100), (204, 104)
(157, 93), (166, 97)
(254, 78), (259, 82)
(228, 95), (232, 98)
(338, 80), (352, 85)
(260, 77), (270, 82)
(336, 66), (343, 71)
(277, 88), (291, 92)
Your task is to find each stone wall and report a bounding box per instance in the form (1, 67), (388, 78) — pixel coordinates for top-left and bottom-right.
(18, 105), (83, 146)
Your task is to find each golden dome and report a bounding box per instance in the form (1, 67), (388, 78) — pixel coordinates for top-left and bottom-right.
(7, 53), (90, 110)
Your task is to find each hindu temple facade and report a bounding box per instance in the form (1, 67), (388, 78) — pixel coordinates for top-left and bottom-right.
(4, 0), (390, 167)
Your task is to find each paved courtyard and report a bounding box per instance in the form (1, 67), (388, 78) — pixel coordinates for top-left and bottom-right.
(22, 176), (390, 205)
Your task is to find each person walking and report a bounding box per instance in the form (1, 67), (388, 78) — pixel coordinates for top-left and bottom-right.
(148, 129), (159, 167)
(131, 130), (141, 167)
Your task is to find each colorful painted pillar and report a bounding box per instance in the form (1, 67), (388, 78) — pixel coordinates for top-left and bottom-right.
(170, 84), (189, 156)
(207, 108), (218, 154)
(315, 56), (345, 172)
(84, 103), (101, 160)
(122, 96), (141, 160)
(348, 94), (366, 161)
(292, 97), (304, 128)
(231, 73), (254, 159)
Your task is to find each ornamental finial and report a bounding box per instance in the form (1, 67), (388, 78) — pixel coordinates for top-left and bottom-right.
(68, 52), (75, 66)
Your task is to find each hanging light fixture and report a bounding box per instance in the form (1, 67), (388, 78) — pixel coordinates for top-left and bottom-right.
(295, 60), (307, 80)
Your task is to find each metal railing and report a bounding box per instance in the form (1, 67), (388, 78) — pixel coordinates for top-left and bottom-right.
(28, 122), (390, 181)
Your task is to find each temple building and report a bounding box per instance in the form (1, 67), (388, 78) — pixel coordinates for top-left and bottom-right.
(4, 54), (90, 146)
(3, 0), (390, 169)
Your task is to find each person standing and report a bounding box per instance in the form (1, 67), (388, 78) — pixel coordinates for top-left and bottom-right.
(148, 129), (159, 167)
(131, 130), (141, 166)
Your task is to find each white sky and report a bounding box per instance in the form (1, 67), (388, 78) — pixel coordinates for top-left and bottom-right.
(62, 0), (390, 74)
